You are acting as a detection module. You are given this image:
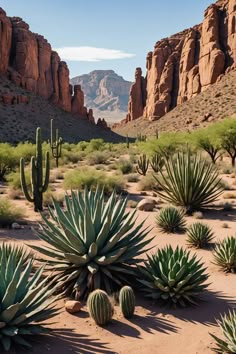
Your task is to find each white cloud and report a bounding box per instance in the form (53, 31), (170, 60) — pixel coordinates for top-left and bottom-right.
(54, 46), (135, 62)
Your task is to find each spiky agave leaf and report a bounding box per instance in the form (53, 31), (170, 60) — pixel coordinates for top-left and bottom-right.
(210, 310), (236, 353)
(31, 186), (153, 299)
(0, 243), (33, 267)
(156, 207), (186, 233)
(212, 236), (236, 273)
(0, 245), (60, 352)
(186, 222), (214, 248)
(154, 150), (223, 214)
(138, 245), (209, 307)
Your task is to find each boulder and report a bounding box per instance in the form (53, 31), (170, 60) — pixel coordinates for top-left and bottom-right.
(137, 198), (156, 212)
(65, 300), (82, 314)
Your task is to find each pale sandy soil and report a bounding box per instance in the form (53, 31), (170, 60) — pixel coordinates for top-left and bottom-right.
(0, 168), (236, 354)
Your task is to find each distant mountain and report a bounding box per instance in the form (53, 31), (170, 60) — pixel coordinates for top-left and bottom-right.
(70, 70), (132, 122)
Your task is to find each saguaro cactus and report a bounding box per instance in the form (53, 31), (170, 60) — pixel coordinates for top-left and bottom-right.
(50, 119), (62, 168)
(20, 127), (50, 212)
(126, 134), (130, 149)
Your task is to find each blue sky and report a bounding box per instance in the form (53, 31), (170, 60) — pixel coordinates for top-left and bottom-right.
(1, 0), (213, 81)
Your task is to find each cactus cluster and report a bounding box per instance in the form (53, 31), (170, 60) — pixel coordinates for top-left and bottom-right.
(50, 119), (62, 168)
(150, 153), (164, 173)
(20, 127), (50, 212)
(136, 154), (149, 176)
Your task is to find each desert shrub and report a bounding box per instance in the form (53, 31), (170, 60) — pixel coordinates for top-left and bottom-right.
(7, 168), (30, 190)
(127, 174), (139, 183)
(87, 151), (109, 165)
(137, 175), (157, 191)
(31, 187), (153, 299)
(14, 142), (35, 163)
(0, 198), (25, 227)
(85, 139), (106, 153)
(63, 150), (80, 164)
(154, 150), (223, 213)
(117, 159), (133, 174)
(0, 143), (18, 180)
(138, 246), (208, 307)
(210, 310), (236, 353)
(213, 236), (236, 272)
(192, 126), (222, 164)
(156, 207), (186, 233)
(193, 211), (204, 219)
(186, 222), (214, 248)
(63, 168), (125, 194)
(43, 189), (64, 207)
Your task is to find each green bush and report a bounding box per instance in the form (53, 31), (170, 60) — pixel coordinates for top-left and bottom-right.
(117, 159), (133, 174)
(0, 143), (18, 180)
(87, 151), (110, 165)
(63, 168), (125, 194)
(0, 198), (25, 227)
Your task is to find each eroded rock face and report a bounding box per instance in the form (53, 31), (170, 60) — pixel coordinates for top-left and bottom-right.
(127, 0), (236, 122)
(0, 7), (110, 129)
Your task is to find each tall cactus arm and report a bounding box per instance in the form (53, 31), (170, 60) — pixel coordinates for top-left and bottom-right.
(42, 151), (50, 192)
(31, 156), (36, 196)
(20, 158), (34, 202)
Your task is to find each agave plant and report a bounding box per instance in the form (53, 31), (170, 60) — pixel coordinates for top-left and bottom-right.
(210, 310), (236, 353)
(31, 186), (152, 299)
(186, 222), (214, 248)
(0, 243), (33, 266)
(138, 245), (209, 307)
(156, 207), (186, 233)
(0, 244), (60, 352)
(154, 150), (223, 213)
(212, 236), (236, 273)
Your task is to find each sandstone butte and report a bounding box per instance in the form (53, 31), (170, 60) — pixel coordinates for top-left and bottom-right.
(0, 8), (109, 130)
(125, 0), (236, 123)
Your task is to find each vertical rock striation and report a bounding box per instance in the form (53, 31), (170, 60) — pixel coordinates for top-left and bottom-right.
(126, 0), (236, 122)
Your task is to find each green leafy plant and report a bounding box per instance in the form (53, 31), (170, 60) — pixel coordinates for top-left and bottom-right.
(136, 154), (149, 176)
(138, 246), (208, 307)
(156, 207), (186, 233)
(0, 245), (60, 352)
(210, 310), (236, 353)
(87, 289), (113, 326)
(119, 286), (135, 319)
(212, 236), (236, 273)
(117, 159), (133, 175)
(186, 222), (214, 248)
(154, 150), (223, 213)
(31, 186), (153, 299)
(20, 127), (50, 212)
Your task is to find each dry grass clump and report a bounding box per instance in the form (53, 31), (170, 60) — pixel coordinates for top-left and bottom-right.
(0, 197), (25, 228)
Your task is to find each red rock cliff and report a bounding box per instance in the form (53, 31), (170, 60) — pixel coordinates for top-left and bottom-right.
(127, 0), (236, 122)
(0, 8), (94, 120)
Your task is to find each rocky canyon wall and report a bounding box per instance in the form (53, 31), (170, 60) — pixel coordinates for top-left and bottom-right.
(126, 0), (236, 122)
(0, 8), (102, 125)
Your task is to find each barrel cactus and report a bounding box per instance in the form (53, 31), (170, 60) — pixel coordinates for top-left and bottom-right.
(0, 246), (59, 352)
(31, 186), (153, 299)
(138, 246), (209, 307)
(119, 286), (135, 319)
(87, 289), (113, 326)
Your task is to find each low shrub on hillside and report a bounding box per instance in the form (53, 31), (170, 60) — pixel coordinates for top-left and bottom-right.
(116, 159), (133, 174)
(87, 151), (110, 165)
(63, 168), (125, 194)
